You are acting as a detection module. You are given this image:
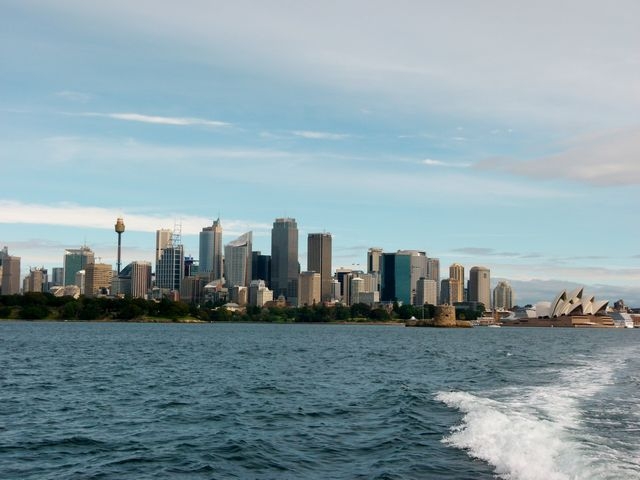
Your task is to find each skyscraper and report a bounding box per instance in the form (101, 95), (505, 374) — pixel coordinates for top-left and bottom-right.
(270, 218), (299, 301)
(468, 266), (491, 310)
(224, 232), (252, 288)
(298, 271), (321, 307)
(426, 257), (440, 302)
(449, 263), (465, 303)
(493, 280), (514, 310)
(156, 244), (184, 292)
(416, 277), (438, 306)
(380, 252), (412, 305)
(63, 246), (94, 286)
(131, 261), (152, 299)
(367, 248), (383, 273)
(1, 254), (21, 295)
(307, 233), (332, 302)
(155, 229), (173, 264)
(84, 263), (113, 297)
(199, 219), (223, 280)
(251, 251), (271, 284)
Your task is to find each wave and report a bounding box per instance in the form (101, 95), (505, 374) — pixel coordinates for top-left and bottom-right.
(436, 345), (640, 480)
(436, 390), (584, 480)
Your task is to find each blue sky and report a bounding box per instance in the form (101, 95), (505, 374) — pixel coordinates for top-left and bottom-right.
(1, 0), (639, 305)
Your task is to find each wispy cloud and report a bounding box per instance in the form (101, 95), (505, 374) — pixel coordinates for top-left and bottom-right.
(0, 200), (270, 236)
(292, 130), (350, 140)
(475, 127), (640, 186)
(56, 90), (92, 103)
(422, 158), (471, 168)
(81, 112), (230, 127)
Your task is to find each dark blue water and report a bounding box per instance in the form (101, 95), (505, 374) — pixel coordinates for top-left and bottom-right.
(1, 322), (639, 479)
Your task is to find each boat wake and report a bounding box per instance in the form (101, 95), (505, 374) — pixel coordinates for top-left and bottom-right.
(436, 346), (640, 480)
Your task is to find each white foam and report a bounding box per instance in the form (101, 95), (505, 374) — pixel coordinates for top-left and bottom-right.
(436, 345), (640, 480)
(436, 391), (583, 480)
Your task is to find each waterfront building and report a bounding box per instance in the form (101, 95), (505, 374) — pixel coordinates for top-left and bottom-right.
(25, 267), (47, 293)
(184, 255), (198, 277)
(155, 229), (173, 264)
(156, 244), (184, 293)
(224, 232), (252, 288)
(180, 276), (207, 304)
(51, 267), (64, 286)
(84, 263), (113, 297)
(416, 277), (438, 306)
(468, 266), (491, 311)
(63, 246), (94, 286)
(397, 250), (427, 304)
(270, 218), (299, 302)
(380, 252), (412, 305)
(75, 270), (86, 295)
(307, 233), (332, 302)
(131, 261), (152, 299)
(449, 263), (465, 303)
(198, 219), (223, 280)
(367, 248), (383, 274)
(251, 251), (271, 285)
(493, 280), (514, 310)
(440, 279), (451, 304)
(249, 280), (274, 307)
(330, 278), (341, 302)
(335, 267), (353, 303)
(298, 271), (321, 307)
(1, 254), (21, 295)
(426, 257), (440, 302)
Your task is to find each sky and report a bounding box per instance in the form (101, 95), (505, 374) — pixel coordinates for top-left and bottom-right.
(1, 0), (639, 305)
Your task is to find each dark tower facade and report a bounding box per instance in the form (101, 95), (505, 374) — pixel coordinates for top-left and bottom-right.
(307, 233), (332, 302)
(270, 218), (299, 301)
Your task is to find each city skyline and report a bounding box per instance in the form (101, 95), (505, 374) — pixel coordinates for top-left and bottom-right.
(1, 2), (639, 305)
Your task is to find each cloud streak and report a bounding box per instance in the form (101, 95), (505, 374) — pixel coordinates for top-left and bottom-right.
(292, 130), (350, 140)
(475, 128), (640, 186)
(0, 200), (270, 237)
(81, 112), (230, 128)
(422, 158), (471, 168)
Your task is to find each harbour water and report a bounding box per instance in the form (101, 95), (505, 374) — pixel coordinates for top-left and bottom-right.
(1, 322), (639, 479)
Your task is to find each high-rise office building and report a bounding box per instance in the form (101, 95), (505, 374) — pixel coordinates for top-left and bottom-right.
(1, 254), (21, 295)
(449, 263), (465, 303)
(156, 244), (184, 292)
(224, 232), (252, 288)
(298, 271), (321, 307)
(25, 267), (47, 293)
(155, 229), (173, 264)
(198, 219), (223, 280)
(85, 263), (113, 297)
(416, 277), (438, 306)
(380, 252), (412, 305)
(51, 267), (64, 286)
(307, 233), (332, 302)
(251, 251), (271, 284)
(426, 257), (440, 302)
(63, 246), (94, 286)
(397, 250), (427, 304)
(271, 218), (299, 301)
(131, 261), (152, 299)
(0, 246), (7, 280)
(367, 248), (383, 273)
(468, 266), (491, 310)
(493, 280), (514, 310)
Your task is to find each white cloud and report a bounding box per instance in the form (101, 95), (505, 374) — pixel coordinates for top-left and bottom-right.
(475, 127), (640, 186)
(422, 158), (471, 168)
(292, 130), (350, 140)
(0, 200), (271, 237)
(81, 112), (230, 127)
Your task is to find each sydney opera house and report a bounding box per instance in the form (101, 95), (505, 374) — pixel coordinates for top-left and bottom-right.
(505, 287), (614, 327)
